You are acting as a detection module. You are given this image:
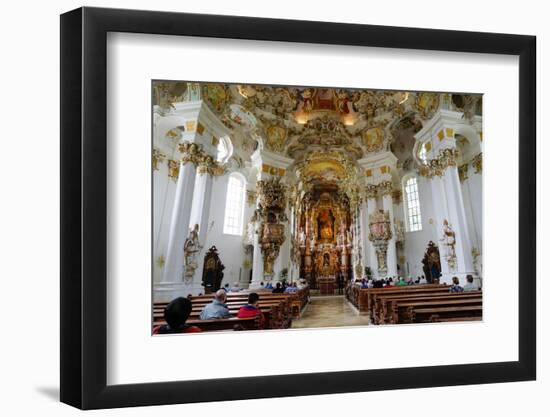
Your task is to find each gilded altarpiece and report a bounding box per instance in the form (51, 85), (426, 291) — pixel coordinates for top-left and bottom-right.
(298, 191), (352, 288)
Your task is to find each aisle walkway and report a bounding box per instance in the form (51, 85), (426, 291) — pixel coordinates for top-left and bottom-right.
(291, 296), (370, 329)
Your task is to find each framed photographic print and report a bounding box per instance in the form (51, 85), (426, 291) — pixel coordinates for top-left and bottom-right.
(60, 6), (536, 410)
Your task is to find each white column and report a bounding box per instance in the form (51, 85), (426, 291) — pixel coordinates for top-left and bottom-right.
(274, 207), (291, 282)
(382, 192), (398, 278)
(186, 167), (214, 292)
(161, 161), (197, 283)
(428, 175), (451, 280)
(442, 166), (475, 281)
(359, 199), (369, 276)
(366, 196), (378, 279)
(250, 220), (264, 287)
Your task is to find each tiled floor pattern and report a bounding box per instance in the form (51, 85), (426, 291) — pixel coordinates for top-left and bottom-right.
(291, 295), (371, 329)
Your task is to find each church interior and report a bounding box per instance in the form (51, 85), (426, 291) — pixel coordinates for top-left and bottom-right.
(152, 82), (483, 332)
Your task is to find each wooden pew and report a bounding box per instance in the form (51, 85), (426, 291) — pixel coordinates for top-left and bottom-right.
(153, 286), (310, 332)
(154, 301), (286, 329)
(154, 316), (261, 332)
(374, 291), (482, 324)
(412, 305), (483, 323)
(357, 284), (449, 314)
(393, 296), (482, 324)
(154, 294), (293, 330)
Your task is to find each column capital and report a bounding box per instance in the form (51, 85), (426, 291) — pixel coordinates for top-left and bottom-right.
(377, 180), (393, 197)
(365, 184), (378, 199)
(420, 148), (460, 178)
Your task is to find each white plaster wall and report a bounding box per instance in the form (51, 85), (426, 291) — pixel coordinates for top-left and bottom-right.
(461, 165), (483, 273)
(402, 175), (439, 278)
(152, 139), (179, 283)
(202, 173), (251, 289)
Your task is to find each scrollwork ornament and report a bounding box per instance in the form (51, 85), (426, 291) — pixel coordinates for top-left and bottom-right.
(152, 148), (166, 171)
(472, 152), (482, 174)
(178, 142), (204, 166)
(458, 164), (469, 182)
(425, 148), (460, 177)
(377, 181), (393, 197)
(365, 184), (378, 199)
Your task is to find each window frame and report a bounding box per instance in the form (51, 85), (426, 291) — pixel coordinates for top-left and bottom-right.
(403, 174), (423, 232)
(222, 172), (246, 236)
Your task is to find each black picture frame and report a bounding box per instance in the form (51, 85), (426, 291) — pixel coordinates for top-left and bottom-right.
(60, 6), (536, 410)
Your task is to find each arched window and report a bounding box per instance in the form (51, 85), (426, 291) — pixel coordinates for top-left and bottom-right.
(403, 176), (422, 232)
(223, 173), (245, 235)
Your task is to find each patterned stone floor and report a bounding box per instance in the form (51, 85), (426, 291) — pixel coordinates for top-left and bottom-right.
(291, 295), (371, 329)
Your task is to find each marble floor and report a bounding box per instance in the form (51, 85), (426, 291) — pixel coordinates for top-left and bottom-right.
(291, 296), (371, 329)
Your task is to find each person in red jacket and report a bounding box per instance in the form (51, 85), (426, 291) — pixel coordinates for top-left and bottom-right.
(153, 297), (202, 334)
(237, 292), (265, 328)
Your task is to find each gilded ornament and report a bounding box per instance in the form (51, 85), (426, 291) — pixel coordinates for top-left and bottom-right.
(361, 127), (385, 152)
(152, 148), (166, 171)
(368, 209), (393, 242)
(156, 255), (165, 269)
(265, 125), (287, 152)
(377, 181), (393, 197)
(424, 148), (459, 177)
(458, 164), (469, 183)
(167, 159), (180, 182)
(365, 184), (378, 199)
(472, 153), (482, 174)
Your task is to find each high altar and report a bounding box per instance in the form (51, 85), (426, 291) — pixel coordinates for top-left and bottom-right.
(298, 190), (352, 290)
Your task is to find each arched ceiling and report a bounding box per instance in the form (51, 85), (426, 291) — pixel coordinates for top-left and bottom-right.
(153, 82), (482, 190)
(196, 83), (446, 165)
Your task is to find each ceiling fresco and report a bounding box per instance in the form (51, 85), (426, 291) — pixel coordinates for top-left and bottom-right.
(153, 81), (482, 194)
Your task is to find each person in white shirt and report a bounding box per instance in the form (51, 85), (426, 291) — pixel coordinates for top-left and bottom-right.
(463, 275), (479, 292)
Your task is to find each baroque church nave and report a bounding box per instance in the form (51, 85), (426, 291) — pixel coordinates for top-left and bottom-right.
(152, 82), (483, 308)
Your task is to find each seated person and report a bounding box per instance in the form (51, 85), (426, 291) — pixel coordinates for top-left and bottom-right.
(199, 289), (232, 319)
(396, 277), (408, 286)
(360, 278), (368, 289)
(153, 297), (202, 334)
(373, 279), (384, 288)
(230, 282), (241, 292)
(237, 292), (265, 328)
(265, 282), (274, 290)
(272, 282), (285, 293)
(463, 275), (479, 292)
(221, 283), (230, 292)
(284, 282), (298, 293)
(384, 278), (394, 287)
(419, 275), (427, 284)
(449, 276), (464, 293)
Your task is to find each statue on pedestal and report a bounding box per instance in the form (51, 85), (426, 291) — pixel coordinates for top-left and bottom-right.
(441, 219), (457, 270)
(183, 224), (202, 282)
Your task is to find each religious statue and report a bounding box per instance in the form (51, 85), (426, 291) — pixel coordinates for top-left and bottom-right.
(298, 227), (306, 247)
(183, 224), (202, 281)
(441, 220), (457, 269)
(421, 241), (441, 283)
(323, 253), (330, 267)
(201, 246), (225, 293)
(317, 208), (335, 242)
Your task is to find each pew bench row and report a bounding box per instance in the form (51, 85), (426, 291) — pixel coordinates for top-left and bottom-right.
(346, 284), (482, 324)
(153, 289), (310, 332)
